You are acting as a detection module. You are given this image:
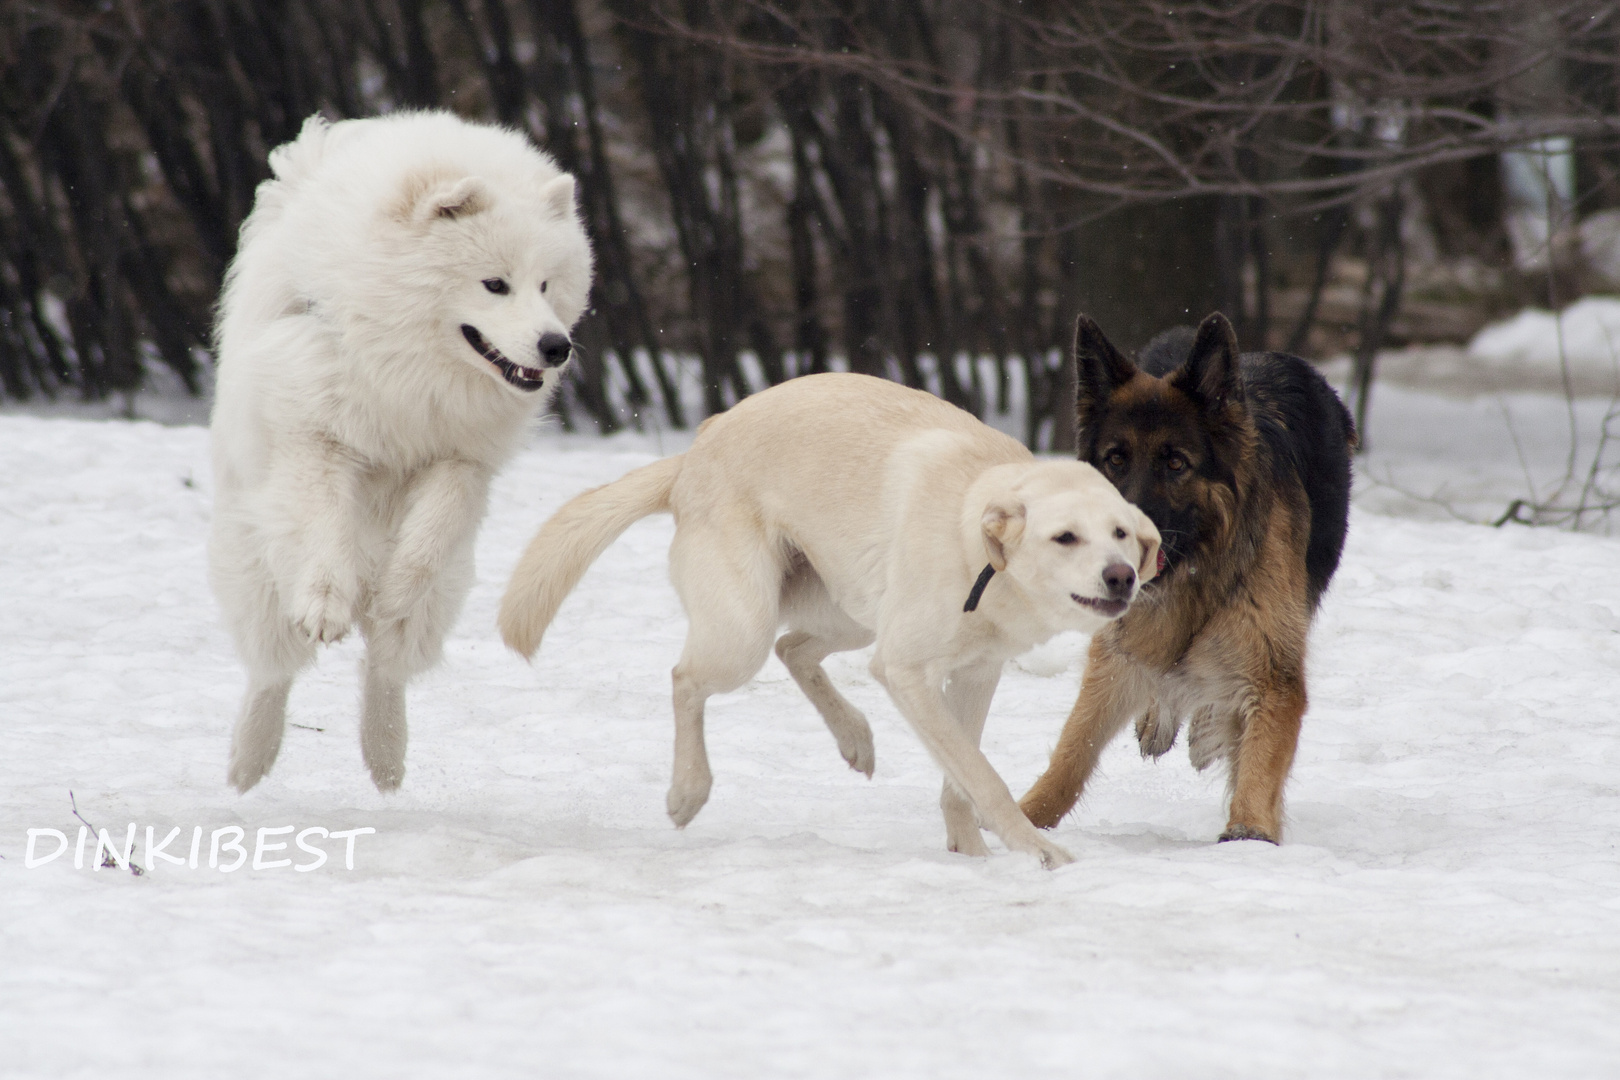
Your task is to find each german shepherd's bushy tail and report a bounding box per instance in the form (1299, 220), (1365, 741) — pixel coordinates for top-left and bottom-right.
(499, 455), (683, 658)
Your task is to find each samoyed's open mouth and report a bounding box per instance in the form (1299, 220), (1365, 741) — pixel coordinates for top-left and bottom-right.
(461, 324), (546, 392)
(1073, 594), (1128, 618)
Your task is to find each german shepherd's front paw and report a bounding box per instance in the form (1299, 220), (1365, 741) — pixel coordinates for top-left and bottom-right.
(1218, 823), (1279, 844)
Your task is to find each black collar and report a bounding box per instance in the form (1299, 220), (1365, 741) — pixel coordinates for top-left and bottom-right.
(962, 563), (996, 612)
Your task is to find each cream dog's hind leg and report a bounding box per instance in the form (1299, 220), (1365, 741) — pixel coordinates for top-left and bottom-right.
(666, 521), (783, 827)
(775, 564), (877, 777)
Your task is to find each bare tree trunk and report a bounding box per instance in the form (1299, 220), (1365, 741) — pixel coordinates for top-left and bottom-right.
(1285, 204), (1350, 355)
(1349, 185), (1407, 449)
(785, 119), (829, 376)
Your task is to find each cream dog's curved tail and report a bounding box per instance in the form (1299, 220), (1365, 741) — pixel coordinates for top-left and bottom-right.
(499, 455), (683, 657)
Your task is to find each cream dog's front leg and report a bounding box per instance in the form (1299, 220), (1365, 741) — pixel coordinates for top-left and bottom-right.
(873, 655), (1074, 869)
(938, 661), (1002, 857)
(370, 458), (491, 624)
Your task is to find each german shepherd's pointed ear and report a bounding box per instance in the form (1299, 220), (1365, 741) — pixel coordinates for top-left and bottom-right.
(1073, 314), (1137, 431)
(1171, 312), (1242, 411)
(981, 499), (1027, 573)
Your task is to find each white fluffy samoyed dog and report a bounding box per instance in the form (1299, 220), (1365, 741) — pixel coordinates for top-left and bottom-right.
(210, 110), (592, 792)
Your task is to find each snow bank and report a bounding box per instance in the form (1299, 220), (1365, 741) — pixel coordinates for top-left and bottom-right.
(3, 415), (1618, 1078)
(1467, 296), (1620, 386)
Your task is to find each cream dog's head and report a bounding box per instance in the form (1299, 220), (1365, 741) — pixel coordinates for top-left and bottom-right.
(977, 461), (1160, 631)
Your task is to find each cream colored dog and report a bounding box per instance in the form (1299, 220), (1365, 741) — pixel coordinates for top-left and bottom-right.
(499, 373), (1159, 867)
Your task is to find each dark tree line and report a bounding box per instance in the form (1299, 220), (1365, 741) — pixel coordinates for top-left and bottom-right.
(3, 1), (1620, 443)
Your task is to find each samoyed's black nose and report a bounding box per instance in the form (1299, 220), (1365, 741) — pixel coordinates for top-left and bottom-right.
(538, 333), (572, 368)
(1102, 562), (1136, 600)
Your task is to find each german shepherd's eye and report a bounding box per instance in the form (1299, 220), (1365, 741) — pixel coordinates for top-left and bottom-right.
(1103, 449), (1128, 473)
(1053, 531), (1079, 546)
(1165, 453), (1187, 474)
(483, 278), (510, 295)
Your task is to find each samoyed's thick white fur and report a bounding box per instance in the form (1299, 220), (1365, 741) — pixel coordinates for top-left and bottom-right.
(210, 110), (592, 793)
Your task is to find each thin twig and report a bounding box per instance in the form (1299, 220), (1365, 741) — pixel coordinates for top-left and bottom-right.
(68, 790), (142, 875)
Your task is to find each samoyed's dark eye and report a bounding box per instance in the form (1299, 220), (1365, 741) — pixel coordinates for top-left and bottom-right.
(540, 281), (548, 294)
(483, 278), (509, 295)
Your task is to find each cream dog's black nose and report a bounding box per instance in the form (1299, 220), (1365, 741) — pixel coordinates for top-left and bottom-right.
(538, 332), (572, 367)
(1102, 562), (1136, 599)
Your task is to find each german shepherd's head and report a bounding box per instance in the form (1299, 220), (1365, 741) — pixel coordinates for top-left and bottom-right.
(1071, 311), (1257, 579)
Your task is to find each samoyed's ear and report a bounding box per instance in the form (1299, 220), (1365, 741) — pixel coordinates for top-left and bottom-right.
(981, 498), (1027, 573)
(267, 114), (333, 184)
(538, 174), (577, 220)
(398, 174), (491, 224)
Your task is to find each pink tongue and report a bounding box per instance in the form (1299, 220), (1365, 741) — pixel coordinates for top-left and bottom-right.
(1157, 549), (1168, 573)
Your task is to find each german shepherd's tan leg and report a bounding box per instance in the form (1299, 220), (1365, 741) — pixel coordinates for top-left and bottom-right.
(1019, 642), (1150, 829)
(1220, 672), (1305, 843)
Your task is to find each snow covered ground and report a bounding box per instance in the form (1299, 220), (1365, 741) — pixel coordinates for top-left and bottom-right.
(4, 374), (1620, 1078)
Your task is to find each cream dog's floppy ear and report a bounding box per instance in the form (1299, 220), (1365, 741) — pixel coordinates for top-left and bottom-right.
(981, 499), (1026, 572)
(1135, 507), (1162, 582)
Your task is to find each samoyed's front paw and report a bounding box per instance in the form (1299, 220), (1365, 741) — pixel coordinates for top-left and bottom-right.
(293, 584), (355, 644)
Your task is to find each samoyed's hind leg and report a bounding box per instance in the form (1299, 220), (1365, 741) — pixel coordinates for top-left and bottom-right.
(666, 522), (783, 827)
(357, 538), (477, 791)
(229, 678), (296, 792)
(938, 663), (1001, 857)
(219, 543), (319, 792)
(358, 657), (411, 791)
(775, 562), (876, 777)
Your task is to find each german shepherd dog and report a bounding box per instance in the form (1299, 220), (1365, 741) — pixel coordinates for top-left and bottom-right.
(1019, 311), (1355, 842)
